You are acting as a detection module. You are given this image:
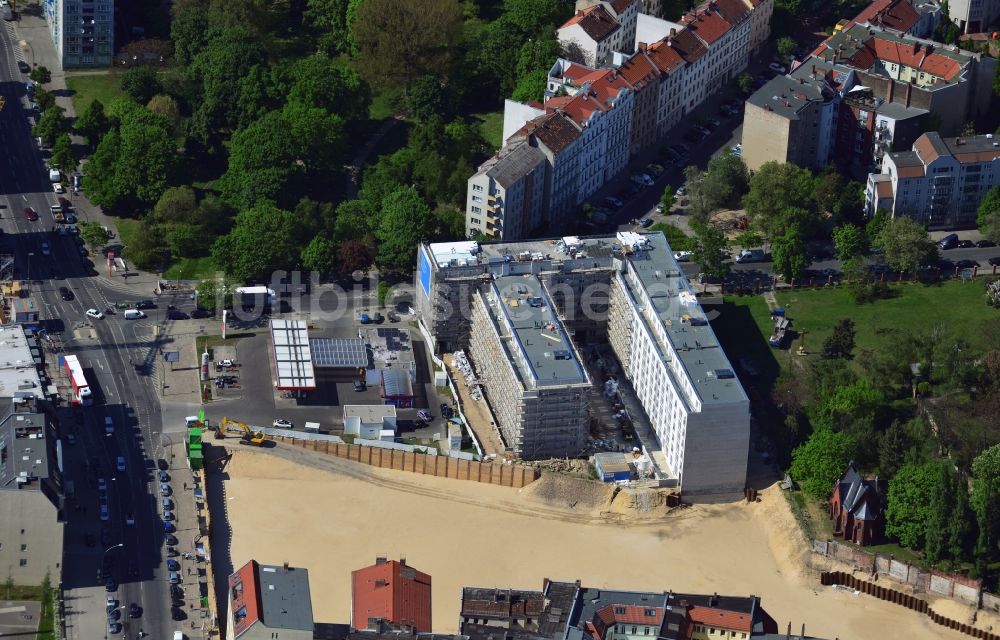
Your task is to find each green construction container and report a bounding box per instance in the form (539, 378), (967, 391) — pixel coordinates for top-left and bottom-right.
(189, 449), (204, 470)
(188, 427), (203, 445)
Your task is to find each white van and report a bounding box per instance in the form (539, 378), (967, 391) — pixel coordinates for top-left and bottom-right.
(123, 309), (146, 320)
(104, 416), (114, 434)
(48, 169), (60, 183)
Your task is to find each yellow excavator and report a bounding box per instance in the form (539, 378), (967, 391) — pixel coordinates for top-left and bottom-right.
(215, 417), (268, 446)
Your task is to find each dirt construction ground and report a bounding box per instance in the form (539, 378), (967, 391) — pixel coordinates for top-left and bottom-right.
(219, 445), (984, 640)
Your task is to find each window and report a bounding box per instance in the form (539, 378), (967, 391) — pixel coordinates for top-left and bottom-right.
(20, 544), (27, 551)
(471, 206), (481, 214)
(470, 218), (481, 225)
(19, 559), (27, 566)
(631, 627), (637, 634)
(473, 184), (483, 192)
(614, 607), (626, 615)
(472, 196), (483, 203)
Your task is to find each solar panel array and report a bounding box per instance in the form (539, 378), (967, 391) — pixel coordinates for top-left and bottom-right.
(374, 327), (411, 352)
(309, 338), (369, 368)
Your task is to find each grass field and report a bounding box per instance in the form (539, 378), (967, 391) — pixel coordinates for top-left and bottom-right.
(113, 218), (141, 252)
(776, 279), (999, 358)
(65, 73), (124, 116)
(709, 294), (779, 390)
(473, 111), (504, 150)
(649, 222), (694, 250)
(163, 256), (216, 281)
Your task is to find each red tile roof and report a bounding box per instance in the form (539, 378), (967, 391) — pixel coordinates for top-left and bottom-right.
(610, 0), (638, 14)
(594, 604), (666, 627)
(851, 0), (921, 33)
(618, 52), (659, 90)
(688, 606), (753, 632)
(351, 560), (433, 633)
(229, 561), (261, 638)
(865, 39), (962, 80)
(665, 28), (708, 63)
(515, 112), (582, 154)
(548, 89), (609, 127)
(646, 40), (685, 73)
(560, 5), (621, 42)
(710, 0), (752, 25)
(876, 180), (894, 197)
(590, 70), (633, 107)
(680, 9), (733, 45)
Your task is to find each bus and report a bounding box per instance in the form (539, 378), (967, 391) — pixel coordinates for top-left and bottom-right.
(63, 355), (92, 406)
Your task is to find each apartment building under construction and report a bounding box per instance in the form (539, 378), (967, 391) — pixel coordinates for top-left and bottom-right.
(415, 231), (750, 497)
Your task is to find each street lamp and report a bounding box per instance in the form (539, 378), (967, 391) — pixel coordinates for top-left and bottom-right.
(104, 543), (124, 555)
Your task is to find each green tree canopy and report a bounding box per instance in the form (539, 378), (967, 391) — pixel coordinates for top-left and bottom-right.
(886, 461), (942, 548)
(771, 224), (808, 281)
(703, 151), (749, 210)
(32, 105), (70, 146)
(120, 65), (163, 104)
(406, 75), (446, 122)
(217, 111), (304, 210)
(29, 66), (51, 84)
(304, 0), (352, 54)
(789, 428), (859, 499)
(875, 217), (936, 273)
(301, 235), (338, 276)
(692, 224), (730, 280)
(211, 203), (303, 282)
(743, 162), (818, 242)
(821, 318), (856, 360)
(153, 186), (199, 224)
(146, 94), (182, 138)
(978, 185), (1000, 244)
(49, 133), (77, 176)
(75, 99), (111, 146)
(832, 224), (868, 262)
(287, 53), (370, 123)
(375, 186), (437, 272)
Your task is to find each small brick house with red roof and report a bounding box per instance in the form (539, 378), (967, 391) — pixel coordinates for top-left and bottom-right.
(829, 461), (885, 546)
(352, 557), (433, 633)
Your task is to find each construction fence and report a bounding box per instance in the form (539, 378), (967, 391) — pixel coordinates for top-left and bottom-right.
(814, 539), (982, 605)
(269, 435), (538, 488)
(821, 572), (996, 640)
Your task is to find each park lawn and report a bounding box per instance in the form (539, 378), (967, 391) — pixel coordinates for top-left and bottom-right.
(163, 256), (216, 281)
(369, 86), (403, 121)
(113, 218), (142, 253)
(649, 222), (694, 251)
(776, 279), (999, 360)
(65, 74), (124, 116)
(473, 111), (504, 150)
(709, 294), (779, 388)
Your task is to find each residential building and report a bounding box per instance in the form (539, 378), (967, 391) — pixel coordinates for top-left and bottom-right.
(643, 39), (687, 137)
(834, 84), (927, 177)
(0, 392), (64, 586)
(864, 131), (1000, 229)
(742, 67), (843, 171)
(678, 0), (751, 95)
(343, 405), (398, 441)
(42, 0), (115, 68)
(618, 51), (661, 156)
(459, 580), (793, 640)
(415, 231), (749, 497)
(352, 557), (432, 633)
(947, 0), (1000, 33)
(468, 274), (592, 458)
(226, 560), (314, 640)
(848, 0), (941, 38)
(808, 24), (996, 135)
(575, 0), (642, 57)
(745, 0), (774, 56)
(558, 5), (624, 67)
(466, 142), (546, 241)
(828, 462), (885, 546)
(508, 112), (584, 231)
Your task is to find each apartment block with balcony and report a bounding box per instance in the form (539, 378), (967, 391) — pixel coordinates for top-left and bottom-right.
(947, 0), (1000, 33)
(467, 275), (591, 459)
(43, 0), (115, 68)
(865, 131), (1000, 229)
(466, 142), (547, 242)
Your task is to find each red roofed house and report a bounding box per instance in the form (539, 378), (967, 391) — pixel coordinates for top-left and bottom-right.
(352, 557), (433, 633)
(227, 560), (314, 640)
(559, 5), (623, 67)
(574, 0), (641, 58)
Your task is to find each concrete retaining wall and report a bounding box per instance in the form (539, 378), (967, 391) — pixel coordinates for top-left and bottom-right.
(269, 435), (538, 488)
(821, 572), (994, 640)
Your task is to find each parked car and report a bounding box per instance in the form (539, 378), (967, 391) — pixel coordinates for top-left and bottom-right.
(673, 251), (693, 262)
(129, 603), (141, 619)
(603, 196), (624, 209)
(353, 380), (366, 392)
(989, 256), (1000, 266)
(165, 534), (179, 546)
(59, 286), (73, 301)
(17, 61), (30, 73)
(86, 308), (105, 320)
(675, 185), (686, 197)
(24, 207), (38, 221)
(768, 62), (787, 74)
(639, 217), (653, 228)
(417, 409), (433, 422)
(273, 418), (293, 429)
(116, 456), (125, 472)
(975, 239), (996, 248)
(190, 307), (211, 318)
(159, 470), (170, 482)
(167, 560), (181, 571)
(955, 259), (979, 269)
(630, 173), (654, 187)
(135, 300), (156, 310)
(937, 233), (959, 250)
(957, 239), (975, 248)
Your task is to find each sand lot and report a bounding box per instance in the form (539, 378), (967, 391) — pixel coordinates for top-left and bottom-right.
(219, 446), (976, 640)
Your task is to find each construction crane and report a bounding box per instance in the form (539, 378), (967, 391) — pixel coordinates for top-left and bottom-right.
(216, 417), (268, 446)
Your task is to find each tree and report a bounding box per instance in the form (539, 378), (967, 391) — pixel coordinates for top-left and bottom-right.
(875, 217), (936, 273)
(350, 0), (464, 90)
(147, 94), (182, 138)
(337, 239), (374, 274)
(287, 53), (370, 123)
(978, 185), (1000, 244)
(78, 221), (111, 248)
(211, 203), (303, 282)
(822, 318), (856, 360)
(34, 87), (56, 112)
(659, 185), (675, 212)
(886, 462), (941, 548)
(771, 224), (808, 281)
(32, 105), (70, 146)
(75, 99), (110, 146)
(743, 162), (818, 242)
(120, 65), (162, 104)
(166, 223), (212, 258)
(375, 186), (437, 272)
(196, 276), (237, 312)
(406, 75), (445, 122)
(682, 166), (714, 224)
(304, 0), (351, 54)
(776, 36), (797, 61)
(734, 230), (764, 250)
(152, 186), (198, 224)
(972, 444), (1000, 561)
(832, 224), (868, 262)
(49, 133), (77, 175)
(789, 427), (859, 499)
(692, 224), (730, 280)
(737, 72), (753, 94)
(301, 236), (338, 276)
(510, 68), (549, 103)
(29, 66), (51, 84)
(217, 111), (304, 210)
(704, 151), (749, 209)
(866, 207), (889, 242)
(170, 4), (210, 66)
(126, 221), (170, 270)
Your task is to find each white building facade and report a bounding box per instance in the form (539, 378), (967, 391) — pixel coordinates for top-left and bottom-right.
(43, 0), (115, 68)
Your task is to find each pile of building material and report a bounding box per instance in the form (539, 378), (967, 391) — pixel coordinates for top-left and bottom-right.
(451, 350), (482, 400)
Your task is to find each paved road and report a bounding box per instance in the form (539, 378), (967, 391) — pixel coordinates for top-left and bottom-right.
(0, 15), (193, 640)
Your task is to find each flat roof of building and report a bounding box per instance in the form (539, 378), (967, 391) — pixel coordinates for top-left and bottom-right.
(746, 74), (831, 120)
(485, 275), (589, 389)
(271, 319), (316, 390)
(0, 325), (45, 400)
(344, 405), (397, 424)
(360, 327), (415, 370)
(0, 397), (50, 491)
(258, 563), (314, 633)
(621, 233), (746, 406)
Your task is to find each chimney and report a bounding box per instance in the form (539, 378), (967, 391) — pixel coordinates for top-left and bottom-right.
(400, 556), (407, 566)
(283, 561), (290, 572)
(639, 42), (648, 51)
(785, 622), (791, 640)
(376, 555), (388, 565)
(670, 28), (677, 37)
(904, 82), (912, 107)
(801, 623), (806, 638)
(887, 80), (894, 103)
